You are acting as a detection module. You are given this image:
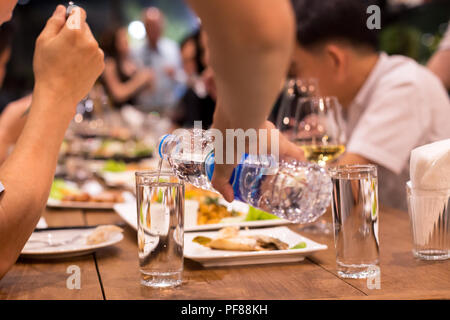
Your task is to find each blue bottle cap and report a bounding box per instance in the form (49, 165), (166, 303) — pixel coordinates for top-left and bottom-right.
(158, 134), (171, 159)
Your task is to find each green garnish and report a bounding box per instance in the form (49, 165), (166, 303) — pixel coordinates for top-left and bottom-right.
(290, 242), (307, 249)
(245, 206), (279, 221)
(133, 142), (153, 157)
(49, 179), (67, 200)
(103, 160), (127, 172)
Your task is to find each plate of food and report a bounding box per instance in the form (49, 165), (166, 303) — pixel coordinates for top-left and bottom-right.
(89, 138), (154, 162)
(95, 159), (160, 189)
(47, 179), (134, 209)
(184, 226), (327, 267)
(114, 194), (291, 232)
(21, 225), (124, 259)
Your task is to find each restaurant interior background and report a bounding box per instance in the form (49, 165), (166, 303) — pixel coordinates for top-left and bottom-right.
(0, 0), (449, 301)
(0, 0), (449, 110)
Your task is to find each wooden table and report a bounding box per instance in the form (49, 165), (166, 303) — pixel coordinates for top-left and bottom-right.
(1, 206), (449, 300)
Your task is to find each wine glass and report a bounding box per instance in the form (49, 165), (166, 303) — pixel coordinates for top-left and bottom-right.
(276, 94), (346, 235)
(275, 78), (319, 133)
(293, 96), (346, 167)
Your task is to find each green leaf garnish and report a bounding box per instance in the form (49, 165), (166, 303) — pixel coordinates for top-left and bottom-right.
(245, 206), (279, 221)
(290, 242), (307, 249)
(102, 160), (127, 172)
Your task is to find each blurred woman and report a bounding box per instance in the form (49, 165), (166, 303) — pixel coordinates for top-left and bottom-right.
(100, 27), (154, 108)
(171, 29), (216, 129)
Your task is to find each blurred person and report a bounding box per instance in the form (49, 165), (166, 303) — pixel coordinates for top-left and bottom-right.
(100, 27), (154, 108)
(132, 7), (184, 112)
(171, 29), (215, 129)
(186, 0), (304, 202)
(0, 23), (12, 92)
(0, 22), (13, 112)
(290, 0), (450, 209)
(0, 3), (104, 279)
(427, 22), (450, 91)
(0, 22), (33, 164)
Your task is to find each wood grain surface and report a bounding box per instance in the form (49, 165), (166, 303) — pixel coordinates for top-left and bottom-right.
(1, 206), (449, 300)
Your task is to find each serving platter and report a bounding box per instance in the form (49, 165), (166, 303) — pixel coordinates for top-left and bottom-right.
(183, 226), (327, 267)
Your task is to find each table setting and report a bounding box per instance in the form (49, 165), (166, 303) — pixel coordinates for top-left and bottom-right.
(1, 101), (448, 300)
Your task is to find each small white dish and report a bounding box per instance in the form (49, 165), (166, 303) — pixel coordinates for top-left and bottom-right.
(21, 229), (123, 259)
(183, 226), (327, 267)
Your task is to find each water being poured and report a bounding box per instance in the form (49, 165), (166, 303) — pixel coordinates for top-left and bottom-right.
(156, 158), (163, 183)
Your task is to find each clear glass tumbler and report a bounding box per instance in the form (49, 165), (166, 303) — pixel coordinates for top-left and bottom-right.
(406, 183), (450, 260)
(135, 170), (185, 288)
(329, 165), (380, 279)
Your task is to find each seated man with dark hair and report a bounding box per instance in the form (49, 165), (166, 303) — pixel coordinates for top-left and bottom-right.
(291, 0), (450, 209)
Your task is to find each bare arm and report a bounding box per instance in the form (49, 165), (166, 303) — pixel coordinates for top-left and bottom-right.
(427, 50), (450, 91)
(188, 0), (295, 130)
(0, 90), (75, 277)
(0, 5), (104, 279)
(0, 95), (32, 164)
(337, 152), (371, 166)
(102, 58), (153, 104)
(187, 0), (296, 200)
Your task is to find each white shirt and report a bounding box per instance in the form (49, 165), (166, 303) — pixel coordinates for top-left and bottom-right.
(346, 52), (450, 210)
(132, 38), (184, 111)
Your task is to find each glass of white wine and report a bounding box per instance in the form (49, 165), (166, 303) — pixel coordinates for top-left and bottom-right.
(293, 96), (346, 167)
(277, 95), (346, 235)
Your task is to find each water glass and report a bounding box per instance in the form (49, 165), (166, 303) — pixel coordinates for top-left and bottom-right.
(406, 183), (450, 260)
(329, 165), (380, 279)
(135, 170), (185, 288)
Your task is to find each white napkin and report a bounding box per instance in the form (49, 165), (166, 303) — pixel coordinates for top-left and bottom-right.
(408, 139), (450, 247)
(410, 139), (450, 190)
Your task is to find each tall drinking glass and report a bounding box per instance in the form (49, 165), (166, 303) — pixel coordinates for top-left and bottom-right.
(329, 165), (380, 279)
(135, 170), (185, 288)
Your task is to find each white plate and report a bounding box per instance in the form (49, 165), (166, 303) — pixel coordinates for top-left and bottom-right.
(184, 227), (327, 267)
(114, 200), (291, 232)
(47, 191), (135, 210)
(21, 229), (123, 259)
(97, 171), (136, 189)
